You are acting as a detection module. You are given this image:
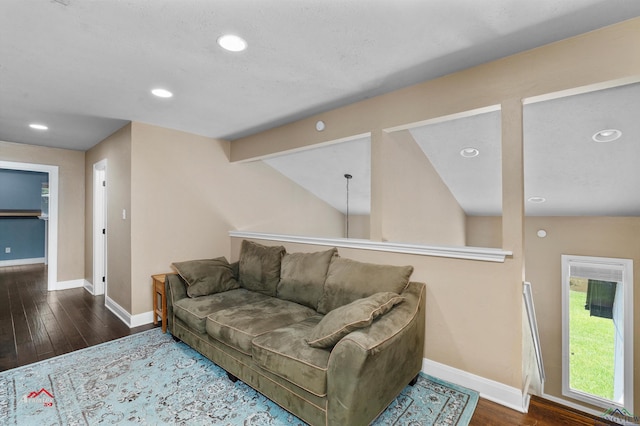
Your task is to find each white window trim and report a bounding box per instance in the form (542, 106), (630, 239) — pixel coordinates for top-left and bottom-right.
(561, 254), (634, 412)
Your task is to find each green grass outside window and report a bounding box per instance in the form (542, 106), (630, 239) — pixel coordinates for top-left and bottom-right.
(569, 286), (615, 400)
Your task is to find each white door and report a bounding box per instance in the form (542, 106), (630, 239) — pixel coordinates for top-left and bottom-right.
(93, 160), (107, 295)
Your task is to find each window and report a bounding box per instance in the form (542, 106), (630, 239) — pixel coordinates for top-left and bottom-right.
(561, 255), (633, 411)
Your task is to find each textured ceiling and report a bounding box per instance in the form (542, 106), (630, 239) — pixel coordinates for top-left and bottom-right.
(2, 0), (640, 150)
(524, 82), (640, 216)
(2, 1), (640, 218)
(263, 136), (371, 215)
(409, 109), (502, 216)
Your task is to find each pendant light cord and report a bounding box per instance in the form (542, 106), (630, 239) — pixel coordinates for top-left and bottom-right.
(344, 174), (352, 238)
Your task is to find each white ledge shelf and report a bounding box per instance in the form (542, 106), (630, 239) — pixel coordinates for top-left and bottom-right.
(0, 209), (41, 217)
(229, 231), (512, 263)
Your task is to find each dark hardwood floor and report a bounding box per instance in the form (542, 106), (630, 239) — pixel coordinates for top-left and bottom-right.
(0, 264), (617, 425)
(0, 264), (153, 372)
(471, 396), (616, 425)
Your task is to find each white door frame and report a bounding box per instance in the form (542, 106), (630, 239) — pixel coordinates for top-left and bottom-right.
(561, 254), (634, 412)
(0, 160), (58, 290)
(92, 160), (107, 295)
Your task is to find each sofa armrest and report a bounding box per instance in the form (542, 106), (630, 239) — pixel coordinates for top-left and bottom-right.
(326, 281), (426, 426)
(165, 273), (188, 333)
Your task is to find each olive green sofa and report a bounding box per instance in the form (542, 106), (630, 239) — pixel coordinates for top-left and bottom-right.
(165, 240), (426, 426)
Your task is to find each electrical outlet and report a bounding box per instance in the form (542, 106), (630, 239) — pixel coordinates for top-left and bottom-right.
(5, 247), (10, 254)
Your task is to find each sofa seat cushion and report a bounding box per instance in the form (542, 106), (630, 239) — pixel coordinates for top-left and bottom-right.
(173, 289), (270, 334)
(252, 315), (330, 397)
(206, 298), (316, 355)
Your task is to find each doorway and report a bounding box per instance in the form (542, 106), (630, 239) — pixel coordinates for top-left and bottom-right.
(92, 160), (107, 295)
(561, 254), (634, 411)
(0, 160), (58, 290)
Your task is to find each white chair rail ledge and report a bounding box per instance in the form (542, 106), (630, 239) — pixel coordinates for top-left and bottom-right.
(228, 231), (512, 263)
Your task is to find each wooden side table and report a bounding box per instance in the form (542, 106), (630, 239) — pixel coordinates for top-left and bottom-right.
(152, 274), (167, 333)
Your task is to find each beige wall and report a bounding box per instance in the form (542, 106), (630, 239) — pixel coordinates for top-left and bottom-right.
(525, 216), (640, 410)
(0, 140), (85, 282)
(348, 215), (370, 239)
(382, 130), (466, 245)
(129, 123), (232, 315)
(84, 122), (344, 317)
(227, 18), (640, 399)
(127, 122), (344, 315)
(260, 161), (347, 239)
(467, 216), (502, 248)
(85, 125), (133, 311)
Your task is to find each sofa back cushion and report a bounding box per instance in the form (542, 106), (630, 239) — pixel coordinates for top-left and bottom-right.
(277, 248), (338, 309)
(238, 240), (286, 296)
(172, 257), (239, 298)
(317, 257), (413, 314)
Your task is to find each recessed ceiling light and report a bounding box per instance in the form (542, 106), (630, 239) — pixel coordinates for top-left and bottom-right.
(29, 123), (48, 130)
(460, 147), (479, 158)
(592, 129), (621, 143)
(151, 88), (173, 98)
(217, 34), (247, 52)
(528, 196), (546, 203)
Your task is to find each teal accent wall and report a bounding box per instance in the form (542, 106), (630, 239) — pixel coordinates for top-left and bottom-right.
(0, 169), (48, 261)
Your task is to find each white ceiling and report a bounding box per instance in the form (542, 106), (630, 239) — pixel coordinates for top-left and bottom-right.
(2, 0), (640, 151)
(263, 136), (371, 215)
(409, 109), (502, 216)
(524, 82), (640, 216)
(2, 1), (640, 218)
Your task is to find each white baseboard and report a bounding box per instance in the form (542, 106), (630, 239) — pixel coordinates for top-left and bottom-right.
(53, 278), (85, 291)
(131, 311), (154, 328)
(83, 280), (95, 295)
(0, 257), (45, 267)
(422, 358), (529, 413)
(105, 296), (132, 327)
(105, 295), (154, 329)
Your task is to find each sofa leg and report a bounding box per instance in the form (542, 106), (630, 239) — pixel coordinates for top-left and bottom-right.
(409, 375), (419, 386)
(171, 334), (181, 343)
(227, 372), (239, 383)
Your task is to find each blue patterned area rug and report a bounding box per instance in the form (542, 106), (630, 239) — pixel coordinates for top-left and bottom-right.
(0, 329), (478, 425)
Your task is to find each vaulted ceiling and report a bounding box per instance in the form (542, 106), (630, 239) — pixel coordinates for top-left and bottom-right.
(263, 82), (640, 217)
(2, 1), (639, 217)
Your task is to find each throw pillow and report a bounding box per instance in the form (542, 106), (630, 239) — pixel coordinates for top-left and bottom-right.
(316, 257), (413, 314)
(172, 257), (239, 298)
(238, 240), (286, 296)
(306, 292), (404, 348)
(277, 248), (338, 309)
